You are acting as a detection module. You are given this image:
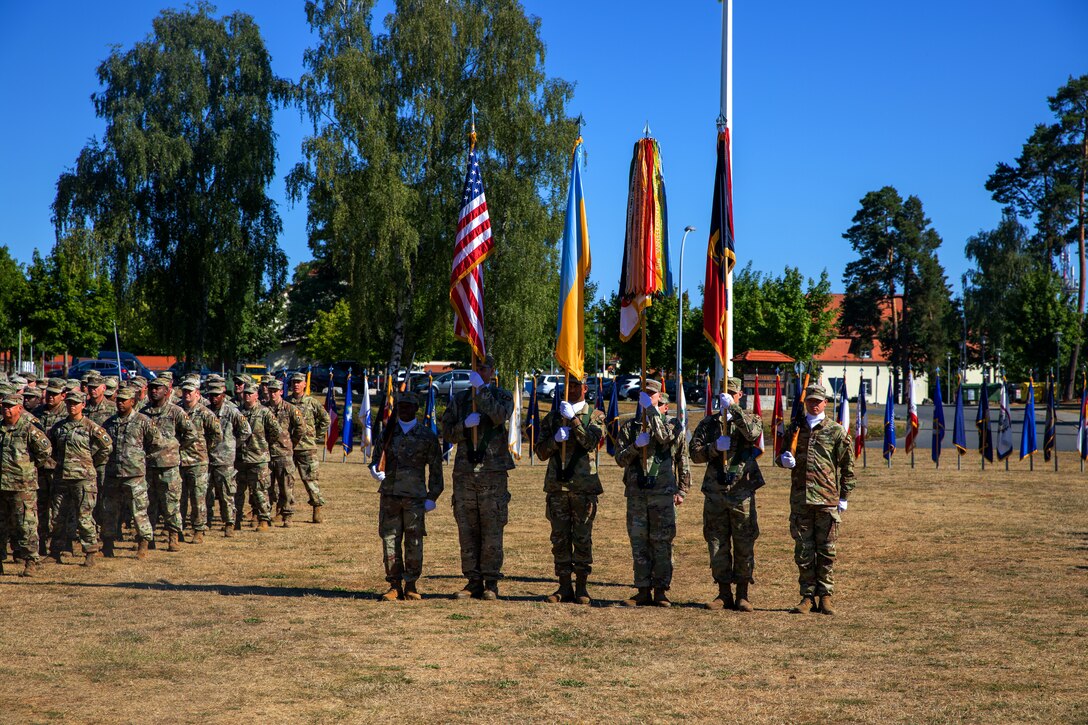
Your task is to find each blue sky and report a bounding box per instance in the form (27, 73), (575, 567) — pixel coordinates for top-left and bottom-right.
(2, 0), (1085, 302)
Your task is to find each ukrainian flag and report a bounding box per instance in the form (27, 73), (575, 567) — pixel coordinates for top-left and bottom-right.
(555, 138), (591, 382)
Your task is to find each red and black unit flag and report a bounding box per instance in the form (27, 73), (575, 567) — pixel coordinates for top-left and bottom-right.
(702, 128), (736, 367)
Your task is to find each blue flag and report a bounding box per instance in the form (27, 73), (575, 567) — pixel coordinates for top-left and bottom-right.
(605, 376), (620, 456)
(525, 376), (539, 463)
(976, 379), (993, 462)
(1020, 380), (1038, 460)
(953, 378), (967, 455)
(424, 375), (438, 435)
(342, 369), (354, 456)
(883, 377), (896, 460)
(931, 373), (945, 464)
(790, 374), (804, 429)
(1044, 377), (1057, 462)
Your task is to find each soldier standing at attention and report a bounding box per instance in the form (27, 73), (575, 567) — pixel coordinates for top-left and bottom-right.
(236, 383), (280, 532)
(534, 377), (605, 605)
(143, 377), (197, 551)
(206, 381), (250, 536)
(131, 376), (149, 404)
(689, 377), (765, 612)
(83, 371), (117, 528)
(101, 386), (163, 559)
(287, 372), (330, 523)
(104, 376), (119, 402)
(47, 391), (112, 566)
(265, 380), (304, 526)
(778, 383), (856, 616)
(0, 392), (53, 576)
(368, 392), (443, 601)
(615, 379), (690, 607)
(32, 379), (67, 556)
(441, 355), (514, 601)
(178, 379), (222, 543)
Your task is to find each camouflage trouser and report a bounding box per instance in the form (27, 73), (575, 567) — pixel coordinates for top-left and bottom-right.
(50, 477), (99, 552)
(378, 494), (426, 583)
(209, 465), (237, 526)
(626, 493), (676, 589)
(703, 491), (760, 585)
(147, 466), (183, 534)
(0, 489), (40, 562)
(92, 464), (106, 530)
(36, 469), (53, 555)
(180, 464), (209, 532)
(101, 476), (153, 542)
(269, 457), (295, 518)
(235, 463), (272, 523)
(790, 506), (840, 596)
(545, 491), (597, 576)
(452, 472), (510, 581)
(293, 449), (325, 507)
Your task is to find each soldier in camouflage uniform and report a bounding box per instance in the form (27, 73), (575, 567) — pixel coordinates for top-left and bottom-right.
(441, 355), (515, 601)
(534, 377), (605, 605)
(47, 391), (112, 566)
(368, 392), (443, 600)
(22, 386), (42, 414)
(83, 372), (117, 529)
(236, 383), (280, 532)
(131, 376), (149, 404)
(205, 381), (250, 536)
(287, 372), (330, 523)
(689, 377), (765, 611)
(231, 374), (250, 405)
(264, 380), (304, 526)
(143, 377), (197, 551)
(101, 386), (163, 559)
(104, 376), (119, 402)
(0, 393), (53, 576)
(778, 383), (856, 615)
(614, 379), (691, 607)
(178, 379), (222, 543)
(32, 378), (67, 555)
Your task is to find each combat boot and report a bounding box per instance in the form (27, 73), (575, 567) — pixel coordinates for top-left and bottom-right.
(381, 582), (402, 601)
(101, 538), (115, 558)
(574, 573), (592, 606)
(312, 505), (323, 524)
(223, 524), (234, 538)
(735, 582), (753, 612)
(256, 520), (270, 532)
(652, 587), (672, 608)
(481, 580), (500, 601)
(167, 531), (180, 551)
(620, 587), (652, 607)
(545, 573), (574, 604)
(136, 540), (149, 560)
(455, 579), (483, 599)
(192, 530), (204, 544)
(233, 520), (243, 532)
(819, 595), (835, 615)
(706, 583), (734, 611)
(20, 559), (40, 577)
(148, 537), (157, 550)
(404, 581), (422, 601)
(281, 515), (291, 528)
(177, 530), (185, 543)
(789, 596), (817, 614)
(82, 548), (99, 568)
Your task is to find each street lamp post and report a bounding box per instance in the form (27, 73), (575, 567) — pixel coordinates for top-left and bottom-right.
(675, 225), (696, 400)
(1055, 330), (1063, 402)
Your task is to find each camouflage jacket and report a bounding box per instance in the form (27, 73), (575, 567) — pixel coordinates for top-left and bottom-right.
(266, 399), (304, 459)
(208, 400), (251, 467)
(441, 385), (515, 474)
(179, 402), (223, 467)
(370, 418), (444, 500)
(103, 410), (162, 479)
(0, 414), (53, 491)
(142, 401), (197, 468)
(780, 417), (856, 509)
(32, 402), (67, 470)
(240, 403), (281, 465)
(85, 397), (118, 427)
(287, 393), (330, 451)
(689, 405), (766, 499)
(615, 407), (691, 498)
(48, 416), (112, 481)
(534, 405), (605, 495)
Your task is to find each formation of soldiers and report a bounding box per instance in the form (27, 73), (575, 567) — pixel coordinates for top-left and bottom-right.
(0, 369), (329, 575)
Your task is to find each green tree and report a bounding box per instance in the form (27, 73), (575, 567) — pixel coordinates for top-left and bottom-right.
(299, 299), (355, 364)
(283, 261), (347, 344)
(0, 246), (27, 352)
(53, 2), (289, 364)
(21, 244), (114, 358)
(288, 0), (574, 375)
(731, 263), (837, 364)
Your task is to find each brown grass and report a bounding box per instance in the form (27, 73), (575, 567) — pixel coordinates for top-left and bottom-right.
(2, 448), (1087, 724)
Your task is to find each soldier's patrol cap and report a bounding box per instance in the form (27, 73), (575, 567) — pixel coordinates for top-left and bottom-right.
(206, 373), (225, 384)
(235, 374), (253, 386)
(0, 384), (15, 396)
(11, 375), (28, 387)
(45, 378), (66, 394)
(158, 371), (174, 383)
(2, 393), (23, 406)
(396, 391), (421, 407)
(23, 387), (41, 401)
(65, 391), (87, 404)
(180, 380), (200, 392)
(206, 383), (227, 396)
(641, 379), (663, 395)
(81, 371), (104, 386)
(266, 379), (283, 392)
(23, 372), (37, 383)
(726, 377), (743, 394)
(290, 372), (307, 383)
(65, 379), (81, 391)
(115, 386), (137, 401)
(104, 376), (119, 391)
(804, 383), (828, 401)
(148, 377), (169, 388)
(132, 375), (148, 387)
(481, 354), (497, 369)
(242, 383), (258, 394)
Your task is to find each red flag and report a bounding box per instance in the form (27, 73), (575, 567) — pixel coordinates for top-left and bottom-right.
(450, 144), (492, 359)
(772, 372), (784, 458)
(904, 369), (919, 454)
(753, 374), (764, 457)
(702, 129), (736, 366)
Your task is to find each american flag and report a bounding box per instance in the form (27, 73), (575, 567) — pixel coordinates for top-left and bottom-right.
(450, 148), (493, 359)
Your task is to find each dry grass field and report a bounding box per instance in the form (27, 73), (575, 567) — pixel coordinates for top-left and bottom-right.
(2, 446), (1087, 723)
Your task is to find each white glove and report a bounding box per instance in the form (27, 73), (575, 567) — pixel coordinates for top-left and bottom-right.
(635, 431), (651, 448)
(424, 499), (437, 512)
(719, 393), (734, 411)
(639, 392), (653, 409)
(554, 426), (570, 442)
(715, 435), (732, 452)
(780, 451), (796, 469)
(469, 371), (485, 390)
(559, 401), (576, 419)
(369, 464), (386, 482)
(838, 499), (848, 512)
(464, 412), (481, 428)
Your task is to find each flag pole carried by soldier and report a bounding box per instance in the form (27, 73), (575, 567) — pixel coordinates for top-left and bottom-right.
(287, 371), (330, 523)
(0, 391), (53, 576)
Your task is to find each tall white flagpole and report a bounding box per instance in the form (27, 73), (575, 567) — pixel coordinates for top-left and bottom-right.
(721, 0), (733, 378)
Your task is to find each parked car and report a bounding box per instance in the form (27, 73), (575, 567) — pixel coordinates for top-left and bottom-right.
(313, 361), (363, 394)
(536, 374), (562, 397)
(414, 369), (473, 401)
(66, 359), (129, 380)
(239, 363), (270, 384)
(665, 379), (706, 406)
(96, 351), (157, 380)
(615, 374), (642, 401)
(167, 361), (214, 382)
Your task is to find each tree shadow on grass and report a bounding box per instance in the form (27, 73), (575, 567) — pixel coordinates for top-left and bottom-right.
(37, 579), (381, 601)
